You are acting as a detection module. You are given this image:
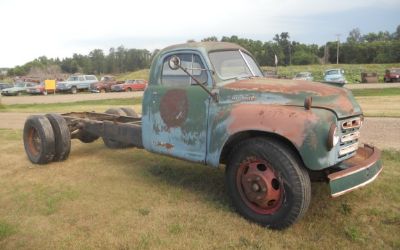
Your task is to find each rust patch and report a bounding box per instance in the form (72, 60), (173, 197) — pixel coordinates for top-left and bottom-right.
(224, 78), (355, 114)
(225, 79), (343, 96)
(157, 142), (174, 150)
(228, 104), (319, 147)
(159, 89), (188, 128)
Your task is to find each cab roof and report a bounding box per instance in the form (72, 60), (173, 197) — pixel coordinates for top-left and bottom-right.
(160, 42), (248, 54)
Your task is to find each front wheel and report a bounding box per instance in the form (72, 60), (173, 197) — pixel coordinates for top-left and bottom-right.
(71, 86), (77, 94)
(226, 137), (311, 230)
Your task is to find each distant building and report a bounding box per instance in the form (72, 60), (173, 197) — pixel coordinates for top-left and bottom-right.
(0, 68), (8, 76)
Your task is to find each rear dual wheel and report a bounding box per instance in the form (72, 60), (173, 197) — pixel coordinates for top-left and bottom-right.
(23, 114), (71, 164)
(226, 137), (311, 230)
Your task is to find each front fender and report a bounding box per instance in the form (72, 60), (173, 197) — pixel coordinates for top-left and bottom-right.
(206, 104), (338, 170)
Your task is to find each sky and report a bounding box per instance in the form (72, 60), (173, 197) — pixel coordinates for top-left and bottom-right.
(0, 0), (399, 68)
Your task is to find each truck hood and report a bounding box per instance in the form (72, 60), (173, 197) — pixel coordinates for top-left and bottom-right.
(221, 78), (362, 118)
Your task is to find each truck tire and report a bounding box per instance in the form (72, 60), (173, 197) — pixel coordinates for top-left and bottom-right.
(102, 108), (131, 148)
(71, 86), (77, 94)
(226, 137), (311, 230)
(45, 114), (71, 161)
(23, 115), (55, 164)
(120, 107), (139, 118)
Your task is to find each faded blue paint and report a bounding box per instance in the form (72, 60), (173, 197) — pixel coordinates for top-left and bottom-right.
(142, 42), (366, 172)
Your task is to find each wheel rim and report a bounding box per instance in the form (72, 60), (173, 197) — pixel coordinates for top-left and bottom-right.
(236, 159), (284, 214)
(27, 127), (41, 156)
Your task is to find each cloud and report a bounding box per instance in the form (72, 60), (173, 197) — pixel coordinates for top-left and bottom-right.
(0, 0), (398, 67)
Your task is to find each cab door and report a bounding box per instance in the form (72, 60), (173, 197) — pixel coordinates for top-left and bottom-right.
(142, 52), (211, 163)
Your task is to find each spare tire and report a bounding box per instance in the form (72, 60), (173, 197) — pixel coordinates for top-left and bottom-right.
(78, 132), (99, 143)
(45, 113), (71, 161)
(120, 107), (139, 118)
(23, 115), (55, 164)
(102, 108), (131, 148)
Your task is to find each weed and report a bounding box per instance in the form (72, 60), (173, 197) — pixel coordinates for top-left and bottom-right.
(344, 226), (364, 243)
(168, 223), (183, 235)
(0, 221), (16, 240)
(340, 202), (352, 215)
(137, 208), (150, 216)
(238, 236), (263, 249)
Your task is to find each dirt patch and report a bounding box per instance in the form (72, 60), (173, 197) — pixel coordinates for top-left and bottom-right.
(0, 92), (143, 105)
(359, 117), (400, 150)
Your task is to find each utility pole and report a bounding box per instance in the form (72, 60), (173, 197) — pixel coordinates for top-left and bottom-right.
(335, 34), (341, 64)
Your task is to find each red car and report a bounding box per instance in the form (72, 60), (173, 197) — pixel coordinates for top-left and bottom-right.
(384, 68), (400, 82)
(111, 79), (147, 92)
(26, 82), (54, 95)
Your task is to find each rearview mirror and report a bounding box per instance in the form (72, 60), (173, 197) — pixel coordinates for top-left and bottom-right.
(168, 56), (181, 70)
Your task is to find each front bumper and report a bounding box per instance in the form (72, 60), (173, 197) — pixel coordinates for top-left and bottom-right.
(328, 144), (382, 197)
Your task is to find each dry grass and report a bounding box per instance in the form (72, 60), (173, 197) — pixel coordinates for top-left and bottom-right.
(0, 129), (399, 249)
(355, 96), (400, 117)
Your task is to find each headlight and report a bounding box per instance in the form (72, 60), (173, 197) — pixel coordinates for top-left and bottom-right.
(327, 124), (340, 150)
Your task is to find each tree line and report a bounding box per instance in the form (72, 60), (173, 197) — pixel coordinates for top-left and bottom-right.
(6, 25), (400, 77)
(7, 46), (152, 77)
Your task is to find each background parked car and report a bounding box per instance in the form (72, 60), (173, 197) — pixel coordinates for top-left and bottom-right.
(384, 68), (400, 82)
(111, 79), (147, 92)
(89, 75), (123, 93)
(293, 72), (313, 81)
(323, 69), (347, 86)
(56, 75), (98, 94)
(0, 83), (13, 90)
(1, 82), (37, 96)
(26, 82), (54, 95)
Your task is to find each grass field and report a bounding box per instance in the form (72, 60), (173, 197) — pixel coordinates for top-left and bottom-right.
(116, 69), (150, 81)
(262, 63), (400, 83)
(115, 64), (400, 84)
(0, 129), (399, 249)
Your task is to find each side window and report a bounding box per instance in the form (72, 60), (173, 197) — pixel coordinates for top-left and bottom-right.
(161, 53), (208, 87)
(79, 77), (84, 81)
(85, 76), (96, 81)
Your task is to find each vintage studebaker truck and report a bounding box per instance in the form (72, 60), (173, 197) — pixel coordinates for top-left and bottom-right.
(23, 42), (382, 229)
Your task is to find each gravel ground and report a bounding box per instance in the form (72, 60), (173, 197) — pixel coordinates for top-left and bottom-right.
(0, 113), (398, 150)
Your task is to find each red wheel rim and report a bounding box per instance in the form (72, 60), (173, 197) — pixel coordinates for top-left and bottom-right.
(28, 127), (41, 156)
(236, 159), (284, 214)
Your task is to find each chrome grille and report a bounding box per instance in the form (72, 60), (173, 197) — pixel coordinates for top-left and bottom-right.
(338, 117), (361, 159)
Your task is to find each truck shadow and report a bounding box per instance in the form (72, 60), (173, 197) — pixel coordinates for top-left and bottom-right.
(101, 149), (233, 211)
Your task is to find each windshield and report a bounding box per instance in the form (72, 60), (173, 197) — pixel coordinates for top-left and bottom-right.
(325, 70), (340, 76)
(209, 50), (263, 80)
(67, 76), (79, 81)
